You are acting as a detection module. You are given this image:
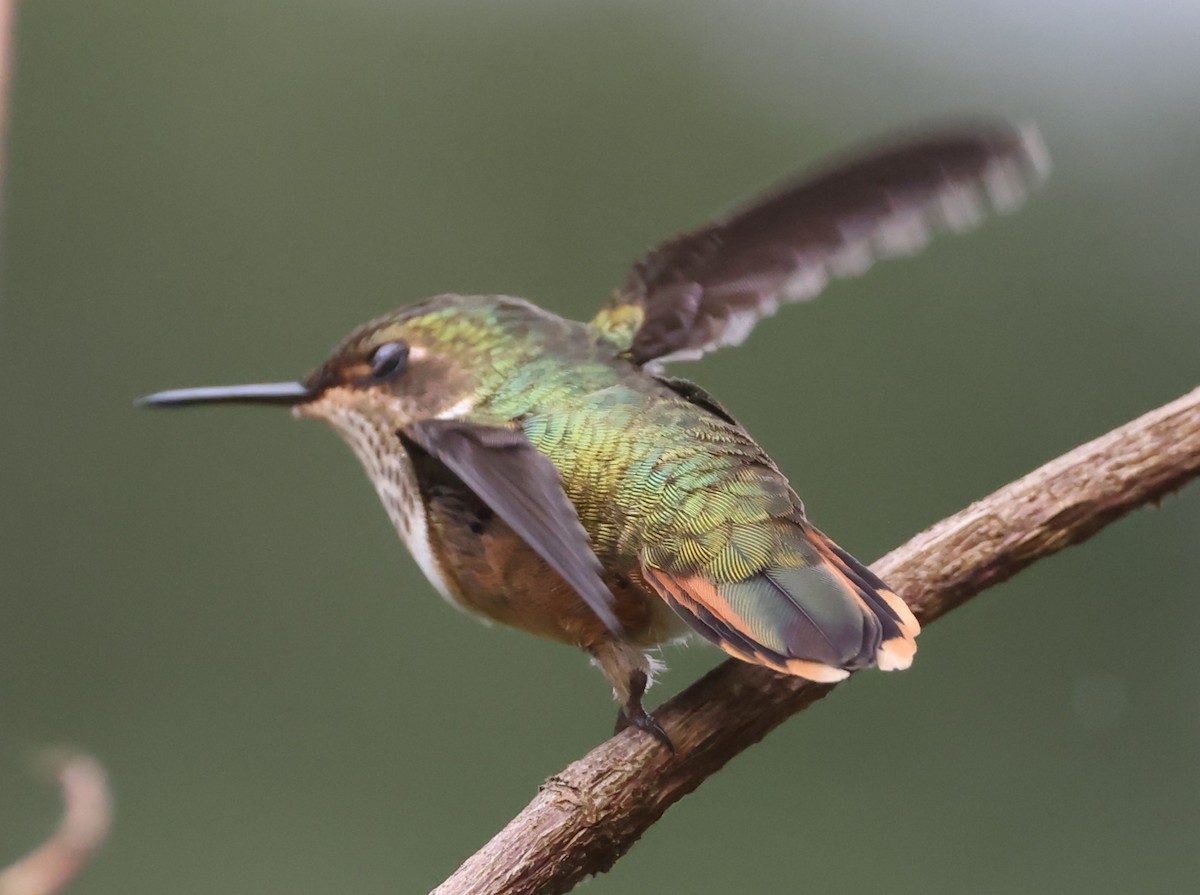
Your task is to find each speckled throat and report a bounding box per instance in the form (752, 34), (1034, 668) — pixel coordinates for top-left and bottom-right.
(299, 396), (457, 604)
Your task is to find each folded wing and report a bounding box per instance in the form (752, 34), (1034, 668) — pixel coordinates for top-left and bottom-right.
(399, 419), (622, 634)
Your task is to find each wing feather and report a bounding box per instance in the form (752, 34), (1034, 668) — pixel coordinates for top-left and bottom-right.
(399, 419), (621, 634)
(599, 122), (1049, 366)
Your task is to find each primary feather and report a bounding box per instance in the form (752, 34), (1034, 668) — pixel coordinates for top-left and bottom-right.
(594, 122), (1049, 366)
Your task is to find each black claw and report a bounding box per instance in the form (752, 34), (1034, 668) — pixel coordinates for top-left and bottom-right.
(614, 669), (676, 752)
(631, 709), (676, 753)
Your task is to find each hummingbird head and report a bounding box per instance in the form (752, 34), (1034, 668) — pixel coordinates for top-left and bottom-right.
(294, 299), (484, 436)
(137, 296), (531, 523)
(135, 294), (525, 428)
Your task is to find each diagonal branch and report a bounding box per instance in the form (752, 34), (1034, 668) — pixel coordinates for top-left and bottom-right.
(433, 385), (1200, 895)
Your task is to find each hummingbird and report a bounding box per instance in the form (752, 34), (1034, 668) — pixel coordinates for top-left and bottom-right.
(140, 122), (1048, 749)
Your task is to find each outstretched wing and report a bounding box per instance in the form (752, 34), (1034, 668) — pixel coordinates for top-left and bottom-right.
(399, 419), (621, 634)
(593, 122), (1049, 366)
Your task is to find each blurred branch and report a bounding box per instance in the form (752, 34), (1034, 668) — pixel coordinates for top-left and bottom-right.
(0, 21), (104, 894)
(0, 754), (112, 895)
(0, 0), (16, 239)
(433, 385), (1200, 895)
(0, 0), (13, 185)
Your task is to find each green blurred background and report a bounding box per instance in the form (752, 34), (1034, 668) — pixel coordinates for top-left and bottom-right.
(2, 1), (1198, 892)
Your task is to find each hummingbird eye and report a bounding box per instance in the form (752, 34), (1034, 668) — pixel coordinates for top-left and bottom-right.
(368, 341), (409, 381)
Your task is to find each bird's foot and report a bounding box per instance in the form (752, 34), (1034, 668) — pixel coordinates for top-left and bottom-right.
(613, 669), (675, 753)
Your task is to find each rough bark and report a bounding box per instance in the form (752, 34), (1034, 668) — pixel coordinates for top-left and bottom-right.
(433, 385), (1200, 895)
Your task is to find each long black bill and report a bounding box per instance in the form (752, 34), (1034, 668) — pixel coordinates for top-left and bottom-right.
(135, 382), (312, 408)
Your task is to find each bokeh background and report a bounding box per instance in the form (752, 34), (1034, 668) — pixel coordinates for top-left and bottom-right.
(2, 1), (1198, 892)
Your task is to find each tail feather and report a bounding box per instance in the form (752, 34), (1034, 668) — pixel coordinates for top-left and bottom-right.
(643, 566), (851, 681)
(642, 525), (920, 682)
(816, 533), (920, 637)
(807, 529), (920, 671)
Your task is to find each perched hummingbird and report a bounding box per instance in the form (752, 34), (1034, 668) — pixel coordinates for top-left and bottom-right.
(140, 122), (1048, 748)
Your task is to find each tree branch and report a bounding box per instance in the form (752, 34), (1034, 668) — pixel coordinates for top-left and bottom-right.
(0, 0), (16, 213)
(0, 753), (112, 895)
(433, 385), (1200, 895)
